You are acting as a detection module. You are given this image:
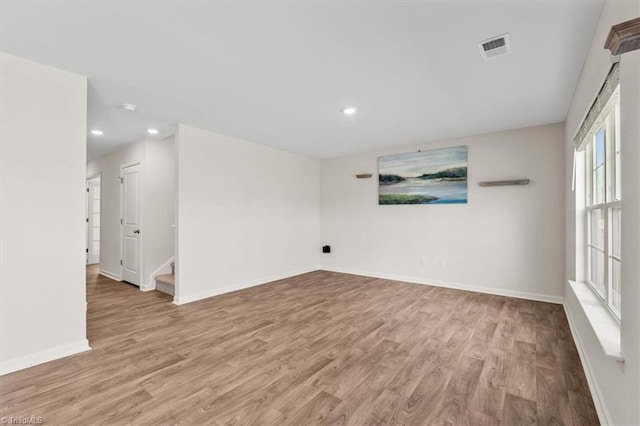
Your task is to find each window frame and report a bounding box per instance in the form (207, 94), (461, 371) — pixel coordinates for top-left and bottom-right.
(584, 87), (621, 320)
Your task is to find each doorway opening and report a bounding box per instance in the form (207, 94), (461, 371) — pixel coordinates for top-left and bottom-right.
(86, 175), (101, 265)
(85, 133), (177, 301)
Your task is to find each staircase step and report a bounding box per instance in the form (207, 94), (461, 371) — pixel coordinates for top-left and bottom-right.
(155, 273), (175, 296)
(155, 274), (175, 285)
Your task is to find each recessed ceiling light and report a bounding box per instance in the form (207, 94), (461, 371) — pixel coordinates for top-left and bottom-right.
(120, 103), (137, 112)
(342, 107), (357, 115)
(147, 128), (159, 135)
(90, 130), (104, 136)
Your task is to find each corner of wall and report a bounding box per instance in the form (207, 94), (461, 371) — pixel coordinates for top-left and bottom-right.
(0, 340), (91, 376)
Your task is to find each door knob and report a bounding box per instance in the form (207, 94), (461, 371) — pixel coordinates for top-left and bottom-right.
(133, 229), (140, 234)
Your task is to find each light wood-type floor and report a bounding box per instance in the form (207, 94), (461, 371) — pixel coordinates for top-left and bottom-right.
(0, 265), (599, 425)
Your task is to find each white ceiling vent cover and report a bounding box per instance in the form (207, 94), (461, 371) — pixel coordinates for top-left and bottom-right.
(478, 33), (512, 61)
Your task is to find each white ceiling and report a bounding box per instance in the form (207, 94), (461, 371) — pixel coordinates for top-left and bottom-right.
(1, 1), (603, 160)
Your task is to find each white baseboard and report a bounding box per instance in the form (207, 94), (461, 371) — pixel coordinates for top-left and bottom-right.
(563, 302), (613, 426)
(139, 284), (155, 292)
(320, 266), (564, 304)
(0, 339), (91, 376)
(99, 269), (121, 281)
(173, 266), (317, 305)
(175, 265), (563, 305)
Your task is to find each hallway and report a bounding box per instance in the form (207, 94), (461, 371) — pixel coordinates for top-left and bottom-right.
(86, 265), (173, 348)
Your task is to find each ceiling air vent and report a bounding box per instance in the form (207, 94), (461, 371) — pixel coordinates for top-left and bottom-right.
(478, 33), (511, 61)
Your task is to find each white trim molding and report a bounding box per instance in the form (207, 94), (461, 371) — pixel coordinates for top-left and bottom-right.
(563, 301), (614, 426)
(173, 266), (317, 305)
(320, 266), (564, 304)
(0, 339), (91, 376)
(567, 280), (623, 360)
(98, 269), (121, 281)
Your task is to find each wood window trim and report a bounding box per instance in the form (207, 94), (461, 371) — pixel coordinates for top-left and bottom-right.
(605, 17), (640, 55)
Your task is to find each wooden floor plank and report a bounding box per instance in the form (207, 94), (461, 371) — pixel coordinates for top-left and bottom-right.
(506, 340), (538, 401)
(502, 393), (538, 426)
(433, 356), (484, 424)
(285, 390), (342, 425)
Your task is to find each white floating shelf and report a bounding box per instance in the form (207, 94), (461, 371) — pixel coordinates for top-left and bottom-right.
(478, 179), (530, 187)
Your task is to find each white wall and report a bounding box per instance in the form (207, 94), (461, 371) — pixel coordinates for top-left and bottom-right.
(142, 136), (176, 285)
(86, 136), (175, 287)
(175, 124), (319, 304)
(320, 123), (566, 302)
(563, 1), (640, 424)
(0, 53), (89, 374)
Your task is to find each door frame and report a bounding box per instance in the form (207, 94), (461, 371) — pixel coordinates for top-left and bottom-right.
(120, 162), (143, 285)
(86, 173), (102, 265)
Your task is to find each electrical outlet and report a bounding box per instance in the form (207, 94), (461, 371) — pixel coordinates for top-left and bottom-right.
(420, 256), (427, 266)
(439, 259), (447, 267)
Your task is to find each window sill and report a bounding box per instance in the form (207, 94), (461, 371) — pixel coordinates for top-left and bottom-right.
(568, 280), (623, 361)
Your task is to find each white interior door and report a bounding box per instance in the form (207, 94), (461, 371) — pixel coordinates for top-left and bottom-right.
(86, 177), (101, 264)
(121, 163), (142, 285)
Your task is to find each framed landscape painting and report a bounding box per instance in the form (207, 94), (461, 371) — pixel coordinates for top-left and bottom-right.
(379, 146), (468, 204)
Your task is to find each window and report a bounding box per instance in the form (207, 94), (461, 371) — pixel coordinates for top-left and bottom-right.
(584, 85), (621, 319)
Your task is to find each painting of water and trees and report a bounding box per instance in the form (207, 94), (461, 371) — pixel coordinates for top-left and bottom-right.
(378, 146), (468, 204)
